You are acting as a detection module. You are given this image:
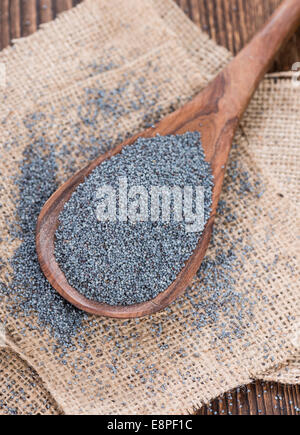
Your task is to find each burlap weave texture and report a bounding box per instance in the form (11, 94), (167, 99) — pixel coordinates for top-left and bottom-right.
(0, 0), (299, 415)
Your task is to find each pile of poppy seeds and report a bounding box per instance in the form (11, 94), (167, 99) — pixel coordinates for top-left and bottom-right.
(54, 132), (213, 306)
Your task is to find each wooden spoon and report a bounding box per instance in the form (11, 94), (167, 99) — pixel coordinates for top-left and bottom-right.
(36, 0), (300, 318)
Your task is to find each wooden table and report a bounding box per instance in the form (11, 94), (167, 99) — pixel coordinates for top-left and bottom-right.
(0, 0), (299, 415)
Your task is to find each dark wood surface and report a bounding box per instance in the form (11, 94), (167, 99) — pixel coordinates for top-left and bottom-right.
(0, 0), (299, 416)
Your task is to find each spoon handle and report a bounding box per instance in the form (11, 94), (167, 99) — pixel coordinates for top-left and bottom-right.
(220, 0), (300, 119)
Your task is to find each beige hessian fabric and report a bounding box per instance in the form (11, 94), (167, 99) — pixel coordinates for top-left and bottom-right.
(0, 0), (299, 415)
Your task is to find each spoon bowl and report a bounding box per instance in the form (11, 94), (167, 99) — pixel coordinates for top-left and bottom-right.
(36, 0), (300, 318)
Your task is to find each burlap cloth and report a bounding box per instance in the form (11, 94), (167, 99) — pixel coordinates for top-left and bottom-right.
(0, 0), (299, 415)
